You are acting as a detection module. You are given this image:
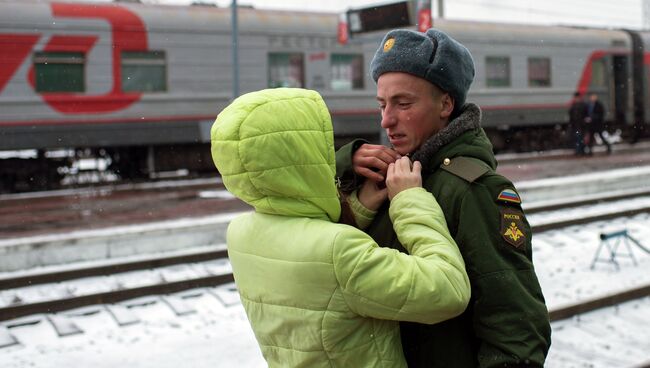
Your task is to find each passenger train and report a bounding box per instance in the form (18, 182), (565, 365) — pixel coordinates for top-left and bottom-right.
(0, 0), (648, 192)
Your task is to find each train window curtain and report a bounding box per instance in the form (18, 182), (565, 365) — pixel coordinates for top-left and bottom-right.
(121, 51), (167, 93)
(268, 52), (304, 88)
(528, 57), (551, 87)
(486, 56), (511, 88)
(33, 52), (85, 93)
(330, 54), (364, 91)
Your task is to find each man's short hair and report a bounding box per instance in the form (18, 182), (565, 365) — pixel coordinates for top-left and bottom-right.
(370, 28), (475, 116)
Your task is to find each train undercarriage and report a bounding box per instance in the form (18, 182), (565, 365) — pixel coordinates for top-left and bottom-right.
(0, 122), (647, 194)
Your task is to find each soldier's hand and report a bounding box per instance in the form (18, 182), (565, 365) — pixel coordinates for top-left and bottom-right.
(386, 157), (422, 200)
(352, 144), (401, 183)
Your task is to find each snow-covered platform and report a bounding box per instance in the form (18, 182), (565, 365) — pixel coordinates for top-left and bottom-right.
(1, 212), (649, 368)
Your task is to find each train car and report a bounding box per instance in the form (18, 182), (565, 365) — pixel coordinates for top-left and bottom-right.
(0, 0), (376, 191)
(431, 20), (635, 151)
(0, 0), (647, 192)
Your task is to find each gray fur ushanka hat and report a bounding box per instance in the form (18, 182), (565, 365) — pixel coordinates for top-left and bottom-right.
(370, 28), (475, 114)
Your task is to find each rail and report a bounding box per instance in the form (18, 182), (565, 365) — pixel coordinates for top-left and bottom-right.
(0, 194), (649, 324)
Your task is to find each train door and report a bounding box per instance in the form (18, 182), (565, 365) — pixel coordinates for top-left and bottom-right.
(612, 55), (630, 127)
(626, 30), (646, 141)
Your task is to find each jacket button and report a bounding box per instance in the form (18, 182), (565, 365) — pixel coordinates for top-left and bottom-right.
(443, 158), (451, 166)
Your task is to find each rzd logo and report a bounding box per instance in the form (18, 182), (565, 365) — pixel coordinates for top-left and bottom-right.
(0, 2), (148, 114)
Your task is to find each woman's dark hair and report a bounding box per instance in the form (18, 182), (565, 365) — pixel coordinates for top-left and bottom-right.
(338, 193), (358, 227)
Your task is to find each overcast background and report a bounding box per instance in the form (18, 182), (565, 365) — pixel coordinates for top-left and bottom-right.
(78, 0), (646, 30)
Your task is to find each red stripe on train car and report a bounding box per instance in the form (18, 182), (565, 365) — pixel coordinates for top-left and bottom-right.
(328, 104), (567, 117)
(0, 115), (216, 127)
(0, 34), (40, 94)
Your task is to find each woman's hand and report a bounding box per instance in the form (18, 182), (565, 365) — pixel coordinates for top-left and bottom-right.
(386, 157), (422, 200)
(357, 177), (388, 211)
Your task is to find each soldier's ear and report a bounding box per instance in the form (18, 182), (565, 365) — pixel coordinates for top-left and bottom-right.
(440, 93), (454, 119)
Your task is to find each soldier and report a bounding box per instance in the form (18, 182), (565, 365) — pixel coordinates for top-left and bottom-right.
(336, 28), (551, 367)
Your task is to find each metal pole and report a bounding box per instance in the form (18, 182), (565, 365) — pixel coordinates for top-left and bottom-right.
(231, 0), (239, 99)
(437, 0), (444, 18)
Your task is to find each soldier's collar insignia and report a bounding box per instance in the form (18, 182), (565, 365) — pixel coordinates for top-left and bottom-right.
(500, 208), (526, 248)
(497, 188), (521, 204)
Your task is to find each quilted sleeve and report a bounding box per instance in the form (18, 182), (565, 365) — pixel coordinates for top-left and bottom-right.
(333, 188), (470, 324)
(346, 189), (377, 229)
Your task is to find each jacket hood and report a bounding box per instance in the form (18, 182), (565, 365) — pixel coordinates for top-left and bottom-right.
(211, 88), (341, 222)
(411, 103), (497, 172)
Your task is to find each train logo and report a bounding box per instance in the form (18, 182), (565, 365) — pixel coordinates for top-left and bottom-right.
(0, 2), (148, 114)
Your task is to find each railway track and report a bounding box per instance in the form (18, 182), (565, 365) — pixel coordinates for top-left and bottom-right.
(1, 192), (649, 326)
(0, 248), (232, 322)
(524, 188), (650, 215)
(530, 205), (650, 233)
(0, 175), (223, 202)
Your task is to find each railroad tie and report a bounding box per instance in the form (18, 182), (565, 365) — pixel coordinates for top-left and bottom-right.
(161, 295), (197, 316)
(105, 304), (141, 326)
(0, 325), (19, 348)
(47, 314), (83, 337)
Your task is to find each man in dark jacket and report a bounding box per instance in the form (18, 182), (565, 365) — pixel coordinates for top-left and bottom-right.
(336, 28), (551, 368)
(585, 92), (611, 154)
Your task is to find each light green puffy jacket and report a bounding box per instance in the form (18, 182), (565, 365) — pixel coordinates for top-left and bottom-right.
(211, 88), (470, 368)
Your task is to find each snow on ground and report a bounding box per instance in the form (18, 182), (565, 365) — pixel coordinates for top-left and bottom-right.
(2, 213), (649, 367)
(533, 213), (650, 308)
(2, 168), (650, 367)
(1, 286), (265, 368)
(548, 297), (650, 368)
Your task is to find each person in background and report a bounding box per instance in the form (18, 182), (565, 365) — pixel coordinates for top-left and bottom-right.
(336, 28), (551, 367)
(568, 91), (587, 156)
(211, 87), (470, 367)
(585, 92), (611, 154)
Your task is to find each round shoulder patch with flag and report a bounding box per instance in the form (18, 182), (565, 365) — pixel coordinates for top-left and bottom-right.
(497, 188), (521, 204)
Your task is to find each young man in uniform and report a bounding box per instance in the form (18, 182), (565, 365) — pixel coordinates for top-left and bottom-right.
(336, 28), (551, 368)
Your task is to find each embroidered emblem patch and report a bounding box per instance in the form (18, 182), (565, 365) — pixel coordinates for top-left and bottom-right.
(500, 208), (526, 248)
(497, 188), (521, 204)
(383, 37), (395, 52)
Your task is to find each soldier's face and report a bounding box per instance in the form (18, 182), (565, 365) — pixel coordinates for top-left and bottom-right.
(377, 72), (451, 155)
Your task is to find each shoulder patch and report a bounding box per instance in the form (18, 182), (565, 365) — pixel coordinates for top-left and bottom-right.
(500, 208), (526, 248)
(439, 157), (489, 183)
(497, 188), (522, 204)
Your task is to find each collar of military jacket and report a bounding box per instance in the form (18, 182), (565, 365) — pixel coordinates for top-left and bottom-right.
(411, 102), (483, 171)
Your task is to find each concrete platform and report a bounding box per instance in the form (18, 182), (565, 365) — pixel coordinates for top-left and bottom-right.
(1, 141), (649, 273)
(0, 212), (244, 273)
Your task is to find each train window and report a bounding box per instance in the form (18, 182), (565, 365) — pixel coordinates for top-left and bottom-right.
(528, 57), (551, 87)
(33, 52), (85, 93)
(330, 54), (364, 90)
(591, 58), (607, 87)
(268, 53), (305, 88)
(486, 56), (510, 87)
(121, 51), (167, 92)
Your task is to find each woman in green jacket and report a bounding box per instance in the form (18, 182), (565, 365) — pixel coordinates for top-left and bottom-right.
(211, 88), (470, 368)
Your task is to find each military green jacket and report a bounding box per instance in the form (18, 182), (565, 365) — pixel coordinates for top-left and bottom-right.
(336, 104), (551, 368)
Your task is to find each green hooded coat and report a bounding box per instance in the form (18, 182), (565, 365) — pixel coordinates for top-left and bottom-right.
(336, 103), (551, 368)
(211, 88), (471, 368)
